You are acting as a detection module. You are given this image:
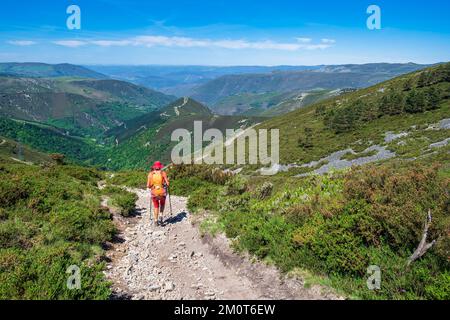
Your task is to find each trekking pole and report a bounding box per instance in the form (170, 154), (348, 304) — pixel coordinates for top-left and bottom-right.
(149, 190), (153, 224)
(159, 198), (164, 225)
(168, 186), (173, 218)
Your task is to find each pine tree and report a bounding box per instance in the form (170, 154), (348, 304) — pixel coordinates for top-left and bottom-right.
(403, 78), (414, 91)
(405, 89), (426, 113)
(298, 127), (314, 148)
(426, 87), (441, 110)
(380, 90), (405, 115)
(417, 72), (429, 87)
(315, 104), (327, 116)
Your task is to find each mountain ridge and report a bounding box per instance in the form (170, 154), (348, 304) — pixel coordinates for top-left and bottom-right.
(0, 75), (176, 138)
(0, 62), (108, 79)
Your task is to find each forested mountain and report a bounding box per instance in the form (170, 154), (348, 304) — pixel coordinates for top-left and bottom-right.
(0, 76), (175, 138)
(0, 62), (107, 79)
(105, 97), (262, 169)
(87, 64), (318, 95)
(189, 63), (431, 115)
(254, 62), (449, 169)
(89, 63), (431, 117)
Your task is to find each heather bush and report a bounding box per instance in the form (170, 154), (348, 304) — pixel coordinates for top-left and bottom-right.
(187, 161), (450, 299)
(0, 160), (114, 299)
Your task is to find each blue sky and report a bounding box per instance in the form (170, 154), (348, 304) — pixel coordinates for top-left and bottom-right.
(0, 0), (449, 65)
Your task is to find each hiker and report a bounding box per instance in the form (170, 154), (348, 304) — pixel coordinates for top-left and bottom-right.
(147, 161), (170, 226)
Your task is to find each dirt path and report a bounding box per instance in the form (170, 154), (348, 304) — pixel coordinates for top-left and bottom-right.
(104, 188), (341, 300)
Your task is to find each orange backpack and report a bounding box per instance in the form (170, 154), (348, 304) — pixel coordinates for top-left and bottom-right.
(150, 171), (166, 197)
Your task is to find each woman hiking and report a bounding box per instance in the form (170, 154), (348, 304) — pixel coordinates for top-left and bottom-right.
(147, 161), (170, 226)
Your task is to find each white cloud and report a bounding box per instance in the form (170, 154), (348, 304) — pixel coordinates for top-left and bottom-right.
(52, 40), (87, 48)
(213, 39), (302, 51)
(132, 36), (209, 48)
(296, 37), (312, 43)
(50, 35), (335, 51)
(7, 40), (36, 46)
(90, 40), (132, 47)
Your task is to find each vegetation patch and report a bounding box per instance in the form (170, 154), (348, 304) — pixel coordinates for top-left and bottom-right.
(182, 158), (450, 300)
(341, 149), (378, 161)
(101, 186), (138, 217)
(0, 160), (114, 299)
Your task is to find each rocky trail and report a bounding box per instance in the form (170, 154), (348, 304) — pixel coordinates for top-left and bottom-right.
(104, 188), (341, 300)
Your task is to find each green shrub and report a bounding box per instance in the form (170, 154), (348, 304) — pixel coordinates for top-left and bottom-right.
(58, 165), (103, 186)
(0, 244), (111, 299)
(219, 193), (251, 213)
(102, 186), (138, 217)
(114, 192), (138, 217)
(170, 177), (210, 197)
(107, 170), (147, 189)
(0, 160), (114, 299)
(175, 156), (449, 300)
(0, 177), (29, 207)
(425, 271), (450, 300)
(343, 164), (449, 255)
(224, 175), (248, 196)
(187, 183), (222, 213)
(254, 182), (274, 200)
(169, 164), (231, 185)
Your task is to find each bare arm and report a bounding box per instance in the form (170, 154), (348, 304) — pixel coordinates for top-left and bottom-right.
(163, 171), (169, 186)
(147, 172), (152, 188)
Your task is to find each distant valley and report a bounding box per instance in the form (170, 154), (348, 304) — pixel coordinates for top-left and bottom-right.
(90, 62), (431, 116)
(0, 61), (445, 171)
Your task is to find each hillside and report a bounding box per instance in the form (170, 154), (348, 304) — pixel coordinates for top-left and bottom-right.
(105, 97), (263, 169)
(190, 63), (430, 115)
(260, 89), (357, 117)
(0, 159), (118, 299)
(252, 63), (450, 174)
(71, 79), (175, 107)
(213, 88), (355, 116)
(0, 62), (107, 79)
(0, 76), (175, 138)
(314, 62), (432, 75)
(0, 64), (448, 301)
(87, 65), (318, 95)
(0, 136), (54, 164)
(0, 117), (107, 165)
(152, 65), (449, 301)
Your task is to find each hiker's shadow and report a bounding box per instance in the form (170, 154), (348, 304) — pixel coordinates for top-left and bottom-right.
(163, 211), (187, 225)
(130, 207), (145, 217)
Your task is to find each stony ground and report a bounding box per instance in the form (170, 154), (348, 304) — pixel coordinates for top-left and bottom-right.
(104, 188), (342, 300)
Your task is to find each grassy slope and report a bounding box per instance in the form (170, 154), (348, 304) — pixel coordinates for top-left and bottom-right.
(162, 64), (450, 300)
(0, 76), (175, 139)
(107, 113), (263, 170)
(0, 160), (114, 299)
(0, 136), (54, 164)
(191, 63), (429, 106)
(0, 117), (107, 166)
(169, 144), (449, 300)
(260, 89), (350, 117)
(212, 89), (345, 117)
(0, 62), (107, 79)
(105, 97), (264, 170)
(257, 64), (450, 165)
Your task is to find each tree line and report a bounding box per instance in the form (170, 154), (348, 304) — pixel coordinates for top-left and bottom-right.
(323, 64), (449, 133)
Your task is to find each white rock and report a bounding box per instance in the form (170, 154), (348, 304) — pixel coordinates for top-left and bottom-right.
(153, 230), (165, 237)
(149, 284), (161, 292)
(164, 281), (175, 292)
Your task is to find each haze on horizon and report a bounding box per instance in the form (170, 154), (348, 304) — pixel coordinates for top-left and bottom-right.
(0, 0), (449, 66)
